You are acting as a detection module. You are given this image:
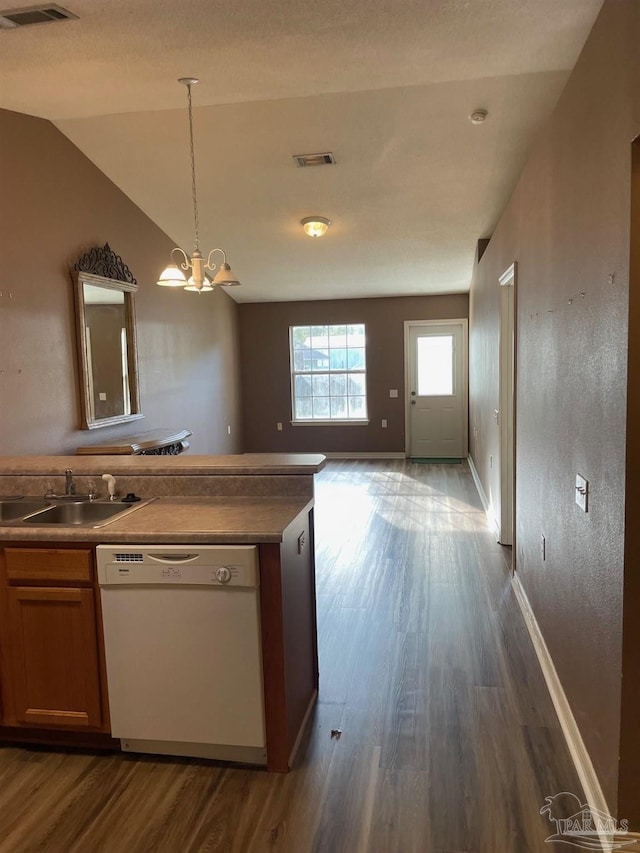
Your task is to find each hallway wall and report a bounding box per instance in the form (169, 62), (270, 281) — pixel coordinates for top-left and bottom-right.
(469, 0), (640, 821)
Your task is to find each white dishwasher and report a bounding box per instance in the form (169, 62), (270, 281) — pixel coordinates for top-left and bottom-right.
(96, 544), (266, 765)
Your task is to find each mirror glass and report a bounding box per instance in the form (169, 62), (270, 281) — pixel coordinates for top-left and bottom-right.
(73, 271), (143, 429)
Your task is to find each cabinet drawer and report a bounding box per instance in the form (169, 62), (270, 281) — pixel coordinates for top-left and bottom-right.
(5, 549), (93, 584)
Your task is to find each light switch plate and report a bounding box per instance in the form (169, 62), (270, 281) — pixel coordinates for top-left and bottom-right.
(389, 389), (398, 398)
(575, 474), (589, 512)
(98, 392), (107, 401)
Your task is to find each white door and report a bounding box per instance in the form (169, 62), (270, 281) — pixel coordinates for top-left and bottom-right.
(405, 321), (468, 458)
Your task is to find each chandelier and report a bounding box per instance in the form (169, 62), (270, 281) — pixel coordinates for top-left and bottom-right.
(157, 78), (241, 293)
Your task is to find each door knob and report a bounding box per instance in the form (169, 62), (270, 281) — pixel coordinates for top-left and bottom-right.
(411, 391), (416, 396)
(411, 400), (416, 405)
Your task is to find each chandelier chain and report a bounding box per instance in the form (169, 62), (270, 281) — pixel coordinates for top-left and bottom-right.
(186, 82), (200, 253)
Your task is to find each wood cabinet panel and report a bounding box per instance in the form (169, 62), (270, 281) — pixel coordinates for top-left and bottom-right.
(5, 549), (92, 584)
(6, 586), (102, 728)
(259, 508), (318, 772)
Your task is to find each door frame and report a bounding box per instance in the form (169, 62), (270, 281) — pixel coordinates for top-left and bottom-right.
(403, 318), (469, 458)
(498, 263), (517, 549)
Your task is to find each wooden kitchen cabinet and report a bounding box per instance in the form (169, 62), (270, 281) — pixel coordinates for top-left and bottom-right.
(0, 506), (319, 764)
(0, 547), (108, 735)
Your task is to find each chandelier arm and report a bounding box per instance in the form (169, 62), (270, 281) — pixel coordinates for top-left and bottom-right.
(185, 82), (200, 253)
(170, 246), (191, 271)
(204, 248), (227, 272)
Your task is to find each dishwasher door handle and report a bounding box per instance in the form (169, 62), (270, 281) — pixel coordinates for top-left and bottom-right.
(146, 553), (199, 563)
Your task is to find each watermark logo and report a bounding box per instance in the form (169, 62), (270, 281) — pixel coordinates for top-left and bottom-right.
(540, 792), (633, 851)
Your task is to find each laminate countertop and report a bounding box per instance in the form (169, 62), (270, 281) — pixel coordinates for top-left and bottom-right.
(0, 496), (313, 544)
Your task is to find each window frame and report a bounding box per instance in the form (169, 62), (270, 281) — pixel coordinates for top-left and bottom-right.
(289, 324), (369, 425)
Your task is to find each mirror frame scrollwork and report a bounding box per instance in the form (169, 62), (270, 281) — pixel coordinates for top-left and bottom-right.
(71, 244), (143, 430)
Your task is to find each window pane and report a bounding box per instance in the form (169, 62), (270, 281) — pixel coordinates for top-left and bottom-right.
(347, 324), (365, 345)
(329, 325), (346, 340)
(330, 397), (347, 418)
(293, 350), (311, 371)
(295, 374), (312, 397)
(295, 397), (313, 419)
(312, 374), (330, 396)
(310, 350), (329, 371)
(292, 326), (310, 349)
(417, 335), (454, 396)
(330, 374), (347, 396)
(347, 348), (366, 369)
(348, 374), (366, 396)
(310, 326), (328, 350)
(313, 397), (330, 418)
(329, 348), (347, 369)
(348, 396), (367, 418)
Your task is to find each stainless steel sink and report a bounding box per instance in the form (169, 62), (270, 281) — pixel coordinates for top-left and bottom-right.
(23, 502), (130, 526)
(0, 500), (51, 522)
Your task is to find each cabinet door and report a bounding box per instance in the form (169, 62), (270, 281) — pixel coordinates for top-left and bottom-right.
(6, 586), (102, 728)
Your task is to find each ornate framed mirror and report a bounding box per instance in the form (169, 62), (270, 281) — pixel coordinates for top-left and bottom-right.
(71, 244), (143, 430)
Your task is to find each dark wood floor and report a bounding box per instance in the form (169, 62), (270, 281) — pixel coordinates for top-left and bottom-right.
(0, 460), (592, 852)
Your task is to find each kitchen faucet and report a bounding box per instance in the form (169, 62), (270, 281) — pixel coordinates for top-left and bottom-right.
(65, 468), (76, 496)
(44, 470), (97, 501)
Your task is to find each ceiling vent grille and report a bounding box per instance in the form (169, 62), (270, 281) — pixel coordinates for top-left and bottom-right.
(293, 152), (336, 168)
(0, 4), (77, 28)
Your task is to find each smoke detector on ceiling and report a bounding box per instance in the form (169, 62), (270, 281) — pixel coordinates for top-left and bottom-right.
(293, 152), (336, 168)
(470, 109), (488, 125)
(0, 4), (77, 28)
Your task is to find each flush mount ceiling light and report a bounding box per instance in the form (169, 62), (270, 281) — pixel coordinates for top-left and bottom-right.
(157, 78), (241, 293)
(470, 108), (488, 125)
(301, 216), (331, 238)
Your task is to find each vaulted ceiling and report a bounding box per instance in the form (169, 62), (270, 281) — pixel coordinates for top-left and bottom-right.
(0, 0), (603, 301)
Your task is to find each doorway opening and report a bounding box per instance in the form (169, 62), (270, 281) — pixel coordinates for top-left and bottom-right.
(498, 263), (517, 549)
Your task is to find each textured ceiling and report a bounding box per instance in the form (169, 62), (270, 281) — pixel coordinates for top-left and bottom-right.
(0, 0), (603, 302)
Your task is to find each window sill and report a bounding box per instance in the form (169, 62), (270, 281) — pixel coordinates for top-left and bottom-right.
(291, 419), (370, 427)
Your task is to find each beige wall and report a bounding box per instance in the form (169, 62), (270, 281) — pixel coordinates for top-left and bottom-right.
(239, 294), (468, 453)
(0, 108), (242, 456)
(469, 0), (640, 822)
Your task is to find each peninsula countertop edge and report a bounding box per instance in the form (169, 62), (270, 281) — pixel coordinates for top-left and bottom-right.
(0, 453), (327, 477)
(0, 496), (314, 544)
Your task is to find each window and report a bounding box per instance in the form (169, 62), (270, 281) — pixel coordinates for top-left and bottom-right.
(416, 334), (455, 396)
(290, 324), (368, 422)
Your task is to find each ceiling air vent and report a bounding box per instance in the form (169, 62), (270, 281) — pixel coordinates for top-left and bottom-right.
(293, 152), (336, 168)
(0, 4), (77, 28)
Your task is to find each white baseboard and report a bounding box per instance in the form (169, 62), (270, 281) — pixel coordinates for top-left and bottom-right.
(512, 575), (616, 850)
(322, 451), (406, 459)
(467, 454), (499, 537)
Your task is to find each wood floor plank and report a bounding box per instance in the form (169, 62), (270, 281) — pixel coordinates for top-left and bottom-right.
(0, 460), (590, 853)
(367, 769), (433, 853)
